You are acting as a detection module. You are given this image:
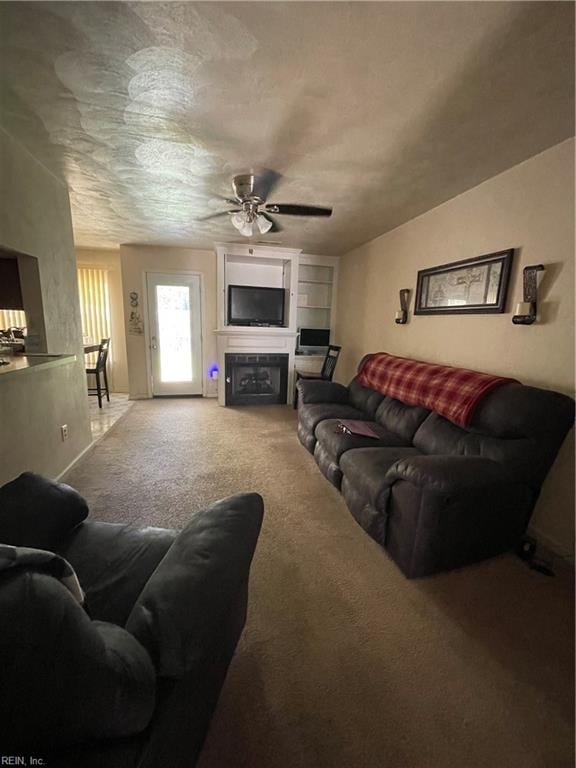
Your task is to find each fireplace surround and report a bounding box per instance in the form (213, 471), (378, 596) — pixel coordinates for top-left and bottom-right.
(214, 244), (302, 406)
(225, 353), (289, 406)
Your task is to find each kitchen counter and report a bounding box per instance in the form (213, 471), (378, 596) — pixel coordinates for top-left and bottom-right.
(0, 353), (77, 380)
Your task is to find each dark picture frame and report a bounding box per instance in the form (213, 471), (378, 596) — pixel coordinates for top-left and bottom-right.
(414, 249), (513, 315)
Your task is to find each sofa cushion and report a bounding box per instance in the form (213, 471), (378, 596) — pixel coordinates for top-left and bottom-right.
(348, 379), (385, 416)
(57, 522), (177, 626)
(340, 446), (421, 510)
(315, 419), (412, 463)
(375, 397), (430, 442)
(0, 472), (89, 549)
(470, 382), (573, 440)
(412, 412), (536, 484)
(298, 403), (370, 435)
(297, 379), (349, 405)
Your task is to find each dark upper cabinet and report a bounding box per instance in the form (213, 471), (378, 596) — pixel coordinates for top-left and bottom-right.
(0, 257), (24, 310)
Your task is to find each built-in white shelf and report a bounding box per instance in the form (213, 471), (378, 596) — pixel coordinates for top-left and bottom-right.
(296, 255), (339, 339)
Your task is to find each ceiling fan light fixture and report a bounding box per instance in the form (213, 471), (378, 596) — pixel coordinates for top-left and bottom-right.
(240, 222), (253, 237)
(230, 208), (255, 237)
(256, 213), (273, 234)
(231, 211), (246, 230)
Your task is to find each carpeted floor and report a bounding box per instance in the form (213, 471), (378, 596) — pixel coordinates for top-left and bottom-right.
(65, 398), (574, 768)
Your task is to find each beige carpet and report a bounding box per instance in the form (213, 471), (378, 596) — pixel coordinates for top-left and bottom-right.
(65, 399), (574, 768)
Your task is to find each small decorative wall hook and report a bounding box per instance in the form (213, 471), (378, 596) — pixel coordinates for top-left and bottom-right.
(395, 289), (410, 324)
(512, 265), (545, 325)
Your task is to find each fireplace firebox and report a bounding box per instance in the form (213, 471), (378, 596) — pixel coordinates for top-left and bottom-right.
(225, 353), (289, 406)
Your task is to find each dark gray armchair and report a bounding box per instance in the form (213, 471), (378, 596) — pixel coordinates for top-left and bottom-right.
(0, 473), (264, 767)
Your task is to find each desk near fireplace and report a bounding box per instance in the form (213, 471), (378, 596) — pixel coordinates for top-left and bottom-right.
(294, 354), (324, 377)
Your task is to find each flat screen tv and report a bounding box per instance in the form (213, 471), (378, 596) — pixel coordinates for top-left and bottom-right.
(228, 285), (285, 327)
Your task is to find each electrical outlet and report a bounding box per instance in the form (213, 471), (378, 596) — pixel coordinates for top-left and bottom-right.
(60, 424), (69, 441)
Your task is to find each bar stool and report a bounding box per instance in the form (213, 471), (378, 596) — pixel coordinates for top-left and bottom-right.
(86, 338), (110, 408)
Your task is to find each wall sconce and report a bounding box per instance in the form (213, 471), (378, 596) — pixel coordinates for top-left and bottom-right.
(512, 265), (545, 325)
(395, 289), (410, 324)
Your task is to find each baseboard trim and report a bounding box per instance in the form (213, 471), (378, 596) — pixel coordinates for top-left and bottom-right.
(57, 402), (135, 482)
(129, 393), (218, 399)
(56, 439), (97, 482)
(527, 523), (574, 564)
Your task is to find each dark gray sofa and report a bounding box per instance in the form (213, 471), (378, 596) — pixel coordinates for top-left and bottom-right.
(0, 473), (263, 767)
(297, 358), (574, 578)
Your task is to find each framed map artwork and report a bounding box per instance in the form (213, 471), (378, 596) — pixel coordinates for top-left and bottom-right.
(414, 250), (513, 315)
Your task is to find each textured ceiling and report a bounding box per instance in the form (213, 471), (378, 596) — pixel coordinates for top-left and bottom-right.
(0, 2), (574, 255)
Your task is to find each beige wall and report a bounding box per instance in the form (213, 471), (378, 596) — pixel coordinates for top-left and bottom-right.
(119, 245), (218, 399)
(0, 127), (92, 483)
(75, 247), (129, 393)
(335, 138), (575, 557)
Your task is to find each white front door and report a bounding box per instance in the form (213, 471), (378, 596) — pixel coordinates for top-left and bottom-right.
(146, 272), (203, 396)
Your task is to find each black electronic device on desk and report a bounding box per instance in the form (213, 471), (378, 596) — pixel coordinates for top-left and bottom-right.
(296, 328), (330, 355)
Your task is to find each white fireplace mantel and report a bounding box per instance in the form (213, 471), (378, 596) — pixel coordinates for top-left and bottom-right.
(214, 243), (301, 405)
(214, 328), (297, 405)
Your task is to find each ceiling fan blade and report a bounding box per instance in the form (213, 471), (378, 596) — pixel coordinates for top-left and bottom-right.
(253, 169), (282, 201)
(214, 194), (241, 205)
(264, 204), (332, 217)
(196, 210), (238, 221)
(260, 212), (283, 233)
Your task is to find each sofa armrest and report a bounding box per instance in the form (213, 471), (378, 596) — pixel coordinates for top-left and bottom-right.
(384, 455), (509, 494)
(125, 493), (264, 678)
(0, 472), (88, 549)
(0, 572), (155, 751)
(297, 379), (349, 405)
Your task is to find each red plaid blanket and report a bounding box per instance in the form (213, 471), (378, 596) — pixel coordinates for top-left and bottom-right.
(357, 352), (517, 427)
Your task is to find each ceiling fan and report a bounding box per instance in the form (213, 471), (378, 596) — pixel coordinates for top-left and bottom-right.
(199, 171), (332, 237)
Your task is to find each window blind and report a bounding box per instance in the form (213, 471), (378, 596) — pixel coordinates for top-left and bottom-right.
(0, 309), (26, 330)
(77, 267), (112, 348)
